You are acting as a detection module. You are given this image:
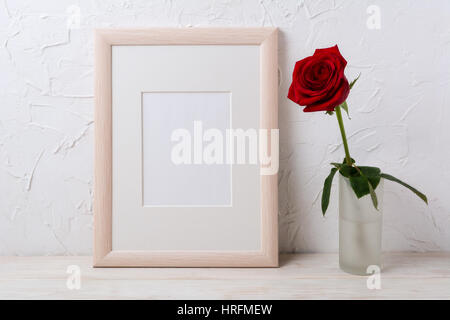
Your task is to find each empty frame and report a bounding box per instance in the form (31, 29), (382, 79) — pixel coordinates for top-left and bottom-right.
(94, 28), (278, 267)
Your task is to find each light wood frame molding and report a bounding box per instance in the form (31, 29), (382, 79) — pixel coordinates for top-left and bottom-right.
(94, 28), (278, 267)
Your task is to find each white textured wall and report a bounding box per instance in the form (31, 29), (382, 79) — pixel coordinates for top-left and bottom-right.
(1, 0), (449, 255)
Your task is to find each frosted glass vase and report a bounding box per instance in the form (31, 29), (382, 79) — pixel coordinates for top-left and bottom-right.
(339, 175), (383, 275)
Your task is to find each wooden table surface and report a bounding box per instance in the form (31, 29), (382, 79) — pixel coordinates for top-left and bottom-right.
(0, 253), (449, 299)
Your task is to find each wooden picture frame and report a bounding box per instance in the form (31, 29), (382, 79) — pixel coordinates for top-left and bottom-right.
(94, 28), (278, 267)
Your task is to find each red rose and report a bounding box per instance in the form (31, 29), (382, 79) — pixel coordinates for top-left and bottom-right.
(288, 45), (350, 112)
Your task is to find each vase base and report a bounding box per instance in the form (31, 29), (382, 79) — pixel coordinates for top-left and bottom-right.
(339, 263), (381, 276)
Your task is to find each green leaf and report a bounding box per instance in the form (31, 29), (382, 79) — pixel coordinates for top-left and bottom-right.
(359, 166), (381, 176)
(349, 175), (370, 198)
(326, 110), (334, 116)
(339, 163), (358, 178)
(343, 157), (356, 164)
(349, 74), (361, 90)
(338, 158), (359, 177)
(355, 166), (380, 209)
(330, 162), (343, 169)
(340, 101), (350, 119)
(321, 168), (338, 215)
(367, 180), (378, 209)
(380, 173), (428, 204)
(359, 166), (381, 190)
(339, 163), (382, 208)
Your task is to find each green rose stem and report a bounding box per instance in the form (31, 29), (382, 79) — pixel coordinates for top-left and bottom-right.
(335, 104), (352, 166)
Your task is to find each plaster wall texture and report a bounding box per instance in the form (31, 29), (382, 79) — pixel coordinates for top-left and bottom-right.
(0, 0), (448, 254)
